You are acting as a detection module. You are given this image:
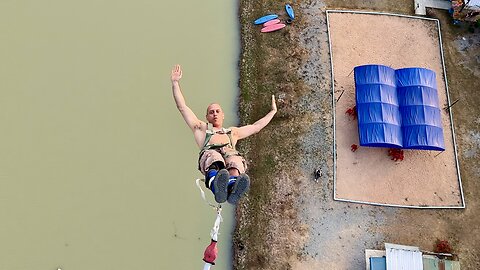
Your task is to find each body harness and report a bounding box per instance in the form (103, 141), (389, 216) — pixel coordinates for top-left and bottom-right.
(198, 123), (240, 170)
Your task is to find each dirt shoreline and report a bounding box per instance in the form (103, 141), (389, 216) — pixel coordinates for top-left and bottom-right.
(234, 0), (480, 269)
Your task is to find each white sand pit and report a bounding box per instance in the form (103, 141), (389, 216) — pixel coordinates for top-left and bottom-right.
(327, 11), (464, 208)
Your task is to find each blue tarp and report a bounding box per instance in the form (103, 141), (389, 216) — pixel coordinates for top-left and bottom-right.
(354, 65), (445, 151)
(355, 65), (403, 148)
(396, 68), (444, 150)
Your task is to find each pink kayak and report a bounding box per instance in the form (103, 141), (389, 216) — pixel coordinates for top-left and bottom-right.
(263, 19), (281, 27)
(261, 23), (286, 33)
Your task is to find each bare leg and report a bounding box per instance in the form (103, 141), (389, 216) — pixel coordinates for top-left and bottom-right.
(228, 168), (240, 177)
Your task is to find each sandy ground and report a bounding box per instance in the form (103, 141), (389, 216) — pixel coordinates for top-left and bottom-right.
(233, 0), (480, 269)
(329, 12), (462, 207)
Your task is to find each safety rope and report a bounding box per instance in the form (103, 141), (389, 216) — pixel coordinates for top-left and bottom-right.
(195, 178), (219, 209)
(210, 207), (223, 242)
(196, 178), (223, 269)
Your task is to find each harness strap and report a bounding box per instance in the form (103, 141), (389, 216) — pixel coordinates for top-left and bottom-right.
(203, 143), (229, 151)
(222, 150), (241, 159)
(202, 124), (214, 149)
(202, 123), (235, 152)
(195, 178), (220, 209)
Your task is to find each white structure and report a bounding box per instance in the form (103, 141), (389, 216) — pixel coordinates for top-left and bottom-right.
(385, 243), (423, 270)
(365, 243), (460, 270)
(414, 0), (452, 15)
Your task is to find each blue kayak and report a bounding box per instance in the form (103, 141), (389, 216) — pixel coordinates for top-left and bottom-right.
(285, 4), (294, 20)
(253, 14), (279, 25)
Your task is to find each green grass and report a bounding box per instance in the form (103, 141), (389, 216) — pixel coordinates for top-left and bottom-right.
(233, 0), (312, 268)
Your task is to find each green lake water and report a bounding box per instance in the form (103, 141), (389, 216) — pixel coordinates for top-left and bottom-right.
(0, 0), (239, 269)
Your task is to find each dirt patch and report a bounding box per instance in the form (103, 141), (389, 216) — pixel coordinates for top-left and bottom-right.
(329, 12), (462, 207)
(234, 0), (480, 269)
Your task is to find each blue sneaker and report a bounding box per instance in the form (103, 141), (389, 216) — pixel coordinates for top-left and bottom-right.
(211, 169), (229, 203)
(227, 174), (250, 204)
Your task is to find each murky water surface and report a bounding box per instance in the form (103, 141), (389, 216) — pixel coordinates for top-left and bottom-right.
(0, 1), (239, 269)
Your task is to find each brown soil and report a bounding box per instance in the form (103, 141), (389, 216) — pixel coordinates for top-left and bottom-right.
(234, 0), (480, 269)
(330, 12), (461, 207)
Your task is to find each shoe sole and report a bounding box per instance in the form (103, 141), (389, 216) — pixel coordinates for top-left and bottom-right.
(228, 174), (250, 204)
(213, 169), (229, 203)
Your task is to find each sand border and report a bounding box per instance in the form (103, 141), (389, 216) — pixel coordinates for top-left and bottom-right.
(326, 10), (465, 209)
